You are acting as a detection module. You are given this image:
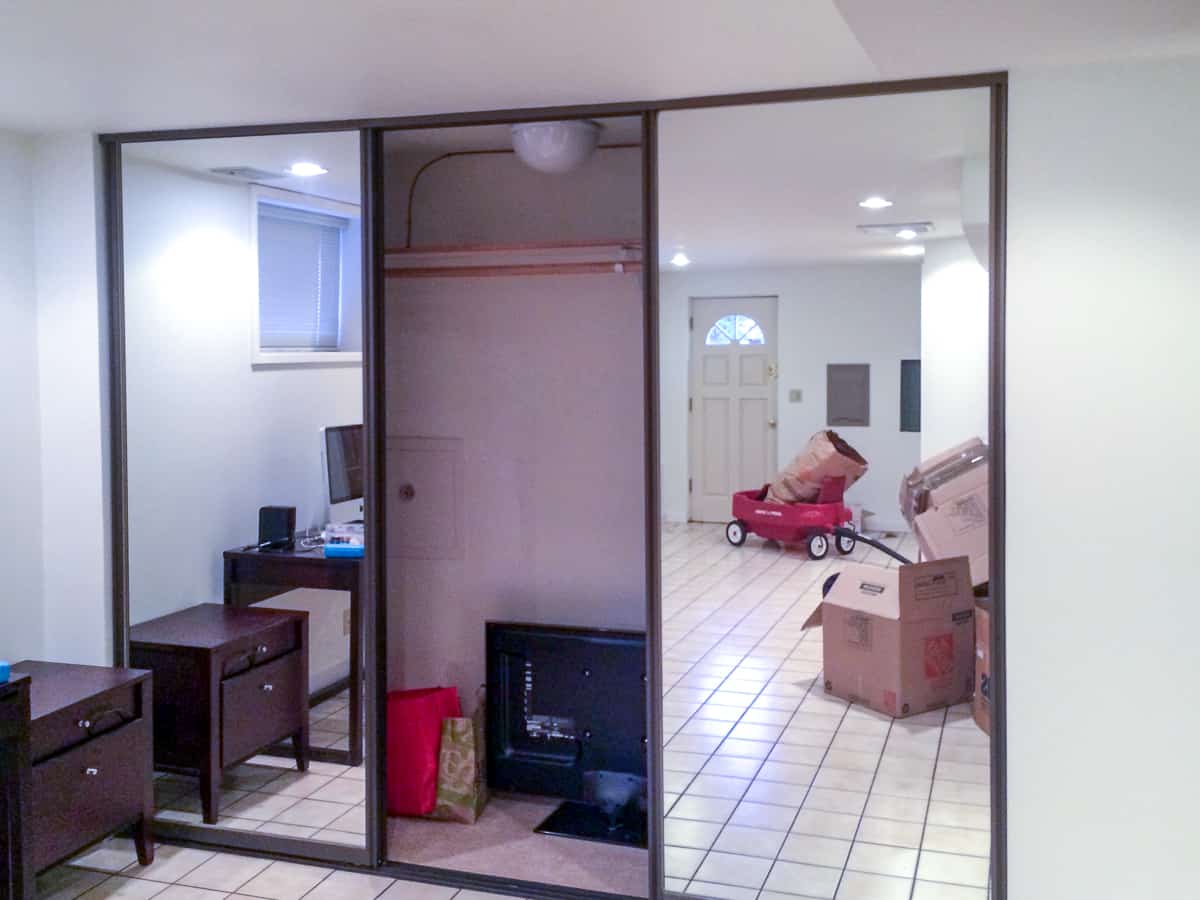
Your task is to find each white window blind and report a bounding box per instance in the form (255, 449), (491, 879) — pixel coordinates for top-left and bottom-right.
(257, 203), (346, 350)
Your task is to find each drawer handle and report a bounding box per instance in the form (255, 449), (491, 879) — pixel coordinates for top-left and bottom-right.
(78, 719), (92, 729)
(84, 767), (99, 777)
(260, 684), (274, 693)
(257, 644), (269, 655)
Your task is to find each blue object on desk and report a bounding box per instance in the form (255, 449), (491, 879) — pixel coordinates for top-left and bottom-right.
(324, 544), (364, 559)
(0, 660), (9, 683)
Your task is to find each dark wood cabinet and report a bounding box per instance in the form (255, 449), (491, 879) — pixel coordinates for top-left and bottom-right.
(6, 661), (155, 887)
(129, 604), (309, 824)
(1, 675), (33, 900)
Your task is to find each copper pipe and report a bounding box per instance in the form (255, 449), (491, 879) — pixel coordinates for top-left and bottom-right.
(404, 143), (640, 248)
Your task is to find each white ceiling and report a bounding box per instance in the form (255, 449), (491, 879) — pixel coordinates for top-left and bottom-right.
(3, 1), (1197, 135)
(658, 88), (990, 268)
(124, 132), (362, 203)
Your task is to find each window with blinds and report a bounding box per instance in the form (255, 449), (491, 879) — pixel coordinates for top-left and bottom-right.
(256, 203), (347, 351)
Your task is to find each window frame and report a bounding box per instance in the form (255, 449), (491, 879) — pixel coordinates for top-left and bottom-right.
(249, 184), (363, 367)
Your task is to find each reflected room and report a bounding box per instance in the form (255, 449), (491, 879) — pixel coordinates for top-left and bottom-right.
(121, 130), (368, 849)
(656, 90), (994, 898)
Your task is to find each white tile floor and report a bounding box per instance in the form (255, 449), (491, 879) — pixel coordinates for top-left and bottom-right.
(152, 692), (366, 847)
(39, 839), (528, 900)
(660, 523), (991, 900)
(49, 524), (991, 900)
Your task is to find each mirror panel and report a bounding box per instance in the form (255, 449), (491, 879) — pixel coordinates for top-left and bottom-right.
(121, 130), (367, 850)
(656, 90), (993, 899)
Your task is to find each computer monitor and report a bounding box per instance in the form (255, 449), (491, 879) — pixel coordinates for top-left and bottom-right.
(322, 424), (364, 524)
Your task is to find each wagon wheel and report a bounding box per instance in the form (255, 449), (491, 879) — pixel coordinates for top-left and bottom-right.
(835, 532), (856, 555)
(807, 533), (829, 560)
(726, 520), (748, 547)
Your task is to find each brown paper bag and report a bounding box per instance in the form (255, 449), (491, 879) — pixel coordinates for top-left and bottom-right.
(427, 694), (488, 824)
(766, 430), (868, 504)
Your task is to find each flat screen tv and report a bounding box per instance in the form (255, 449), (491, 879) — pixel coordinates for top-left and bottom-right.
(486, 621), (647, 846)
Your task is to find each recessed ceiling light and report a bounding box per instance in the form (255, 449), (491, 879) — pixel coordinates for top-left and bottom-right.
(898, 245), (925, 257)
(896, 228), (918, 240)
(670, 251), (691, 267)
(858, 195), (893, 210)
(287, 161), (327, 177)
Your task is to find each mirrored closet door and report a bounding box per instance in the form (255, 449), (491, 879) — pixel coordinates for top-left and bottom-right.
(117, 129), (372, 859)
(655, 89), (995, 899)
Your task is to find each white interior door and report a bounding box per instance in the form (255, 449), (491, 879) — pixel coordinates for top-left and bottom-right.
(689, 296), (779, 522)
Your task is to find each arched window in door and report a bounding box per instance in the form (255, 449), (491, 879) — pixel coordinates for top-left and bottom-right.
(705, 314), (766, 346)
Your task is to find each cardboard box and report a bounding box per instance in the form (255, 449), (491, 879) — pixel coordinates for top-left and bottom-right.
(803, 557), (976, 718)
(899, 437), (987, 525)
(913, 463), (989, 587)
(973, 598), (991, 735)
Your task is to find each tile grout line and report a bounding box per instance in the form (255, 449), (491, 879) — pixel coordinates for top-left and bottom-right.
(828, 717), (897, 899)
(907, 707), (950, 900)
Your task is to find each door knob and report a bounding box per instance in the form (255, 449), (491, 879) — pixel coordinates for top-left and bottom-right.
(767, 419), (777, 428)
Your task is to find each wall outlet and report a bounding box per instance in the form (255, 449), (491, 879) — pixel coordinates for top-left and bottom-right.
(343, 609), (352, 635)
(789, 389), (803, 403)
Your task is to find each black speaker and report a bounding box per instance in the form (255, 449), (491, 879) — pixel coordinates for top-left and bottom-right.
(258, 506), (296, 550)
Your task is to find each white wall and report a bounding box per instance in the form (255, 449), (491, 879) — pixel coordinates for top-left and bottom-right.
(1007, 55), (1200, 899)
(920, 238), (989, 458)
(383, 146), (642, 247)
(383, 145), (647, 708)
(660, 263), (922, 531)
(122, 160), (362, 688)
(31, 134), (112, 665)
(0, 131), (44, 663)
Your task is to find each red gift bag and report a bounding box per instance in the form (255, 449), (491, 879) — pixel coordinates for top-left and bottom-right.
(386, 686), (462, 816)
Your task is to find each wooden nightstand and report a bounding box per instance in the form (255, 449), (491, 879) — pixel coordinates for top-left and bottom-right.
(8, 661), (155, 879)
(130, 604), (309, 825)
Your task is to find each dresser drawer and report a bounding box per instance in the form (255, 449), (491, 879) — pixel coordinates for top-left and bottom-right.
(218, 619), (300, 679)
(221, 650), (305, 766)
(30, 720), (147, 872)
(30, 682), (138, 764)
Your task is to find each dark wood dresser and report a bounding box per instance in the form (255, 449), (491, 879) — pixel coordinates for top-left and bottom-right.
(9, 661), (154, 881)
(129, 604), (309, 824)
(1, 674), (33, 900)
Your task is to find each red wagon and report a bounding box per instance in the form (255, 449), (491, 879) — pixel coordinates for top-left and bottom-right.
(725, 476), (857, 560)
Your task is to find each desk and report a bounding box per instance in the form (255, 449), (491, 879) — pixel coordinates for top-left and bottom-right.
(12, 661), (154, 877)
(223, 546), (362, 766)
(1, 675), (33, 900)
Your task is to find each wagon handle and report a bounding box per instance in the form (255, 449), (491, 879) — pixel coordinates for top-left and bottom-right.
(832, 527), (912, 565)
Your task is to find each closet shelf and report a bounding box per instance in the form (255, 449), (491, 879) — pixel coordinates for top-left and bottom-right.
(384, 239), (642, 278)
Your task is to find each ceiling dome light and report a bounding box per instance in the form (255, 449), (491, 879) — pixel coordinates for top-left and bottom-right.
(511, 120), (602, 174)
(670, 251), (691, 267)
(287, 161), (327, 177)
(896, 228), (918, 240)
(859, 195), (893, 210)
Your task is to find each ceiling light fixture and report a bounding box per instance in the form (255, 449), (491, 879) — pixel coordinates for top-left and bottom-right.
(287, 161), (327, 177)
(670, 251), (691, 267)
(896, 228), (918, 240)
(511, 120), (602, 174)
(858, 195), (893, 210)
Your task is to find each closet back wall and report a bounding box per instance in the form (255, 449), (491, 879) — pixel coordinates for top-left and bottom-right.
(383, 145), (646, 706)
(122, 159), (362, 687)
